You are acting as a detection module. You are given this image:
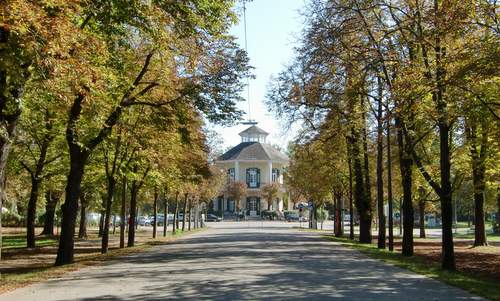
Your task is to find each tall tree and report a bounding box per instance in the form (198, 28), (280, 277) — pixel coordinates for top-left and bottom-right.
(53, 1), (250, 265)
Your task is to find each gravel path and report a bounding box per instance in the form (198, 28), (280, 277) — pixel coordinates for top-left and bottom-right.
(0, 222), (483, 300)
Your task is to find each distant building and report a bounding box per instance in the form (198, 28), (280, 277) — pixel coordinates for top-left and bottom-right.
(213, 125), (289, 217)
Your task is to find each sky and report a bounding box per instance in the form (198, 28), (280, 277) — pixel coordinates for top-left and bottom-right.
(211, 0), (306, 150)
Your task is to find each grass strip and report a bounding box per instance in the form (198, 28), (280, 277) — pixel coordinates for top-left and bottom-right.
(0, 228), (205, 294)
(323, 235), (500, 301)
(2, 235), (58, 249)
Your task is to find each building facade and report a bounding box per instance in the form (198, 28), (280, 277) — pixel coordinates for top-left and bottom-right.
(214, 125), (289, 217)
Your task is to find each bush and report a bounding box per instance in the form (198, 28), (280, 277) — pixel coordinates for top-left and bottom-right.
(317, 208), (329, 222)
(2, 210), (23, 226)
(493, 221), (500, 234)
(261, 210), (278, 220)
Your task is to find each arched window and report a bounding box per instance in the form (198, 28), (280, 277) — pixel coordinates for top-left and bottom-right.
(246, 168), (260, 188)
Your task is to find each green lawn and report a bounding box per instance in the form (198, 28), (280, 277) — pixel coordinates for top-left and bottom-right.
(453, 232), (500, 241)
(324, 235), (500, 301)
(2, 235), (59, 249)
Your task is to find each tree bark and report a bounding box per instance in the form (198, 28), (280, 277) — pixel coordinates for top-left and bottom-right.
(120, 178), (126, 248)
(153, 188), (158, 239)
(418, 200), (426, 239)
(173, 192), (179, 235)
(311, 203), (317, 230)
(334, 193), (342, 237)
(434, 0), (455, 270)
(182, 194), (188, 231)
(26, 110), (53, 248)
(41, 191), (58, 236)
(55, 156), (86, 266)
(438, 121), (455, 270)
(55, 92), (92, 266)
(102, 178), (116, 253)
(78, 195), (88, 239)
(163, 197), (168, 237)
(26, 177), (42, 248)
(495, 190), (500, 234)
(347, 138), (354, 240)
(361, 105), (373, 244)
(188, 199), (192, 231)
(395, 116), (414, 256)
(387, 117), (394, 251)
(98, 208), (105, 237)
(465, 119), (488, 246)
(351, 129), (371, 243)
(128, 174), (139, 247)
(376, 80), (385, 249)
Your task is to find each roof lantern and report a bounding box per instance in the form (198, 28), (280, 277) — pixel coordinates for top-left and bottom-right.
(239, 125), (269, 143)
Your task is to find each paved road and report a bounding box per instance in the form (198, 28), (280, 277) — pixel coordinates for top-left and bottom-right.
(0, 222), (482, 301)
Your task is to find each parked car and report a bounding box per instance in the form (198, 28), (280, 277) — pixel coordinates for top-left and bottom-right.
(155, 214), (164, 226)
(138, 216), (151, 226)
(261, 210), (279, 220)
(206, 214), (222, 222)
(286, 212), (300, 222)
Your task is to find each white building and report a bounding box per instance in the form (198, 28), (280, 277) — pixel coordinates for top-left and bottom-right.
(214, 125), (289, 217)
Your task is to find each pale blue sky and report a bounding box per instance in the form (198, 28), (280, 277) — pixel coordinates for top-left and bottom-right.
(212, 0), (305, 150)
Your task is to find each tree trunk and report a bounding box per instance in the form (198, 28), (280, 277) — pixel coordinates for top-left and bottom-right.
(399, 197), (403, 236)
(387, 117), (394, 251)
(396, 116), (414, 256)
(431, 0), (455, 271)
(127, 177), (139, 247)
(188, 200), (193, 231)
(153, 189), (158, 239)
(55, 156), (86, 266)
(163, 197), (168, 237)
(438, 121), (456, 270)
(311, 203), (317, 230)
(26, 128), (51, 248)
(419, 200), (426, 239)
(120, 178), (126, 248)
(351, 129), (371, 243)
(102, 178), (116, 254)
(182, 194), (188, 231)
(334, 194), (342, 237)
(495, 190), (500, 234)
(78, 196), (88, 239)
(27, 177), (42, 248)
(194, 205), (198, 229)
(41, 191), (58, 236)
(466, 120), (488, 246)
(361, 110), (373, 244)
(98, 208), (105, 237)
(173, 192), (179, 235)
(376, 83), (385, 249)
(347, 138), (354, 240)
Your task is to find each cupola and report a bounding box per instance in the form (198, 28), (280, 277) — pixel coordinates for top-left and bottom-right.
(239, 125), (269, 143)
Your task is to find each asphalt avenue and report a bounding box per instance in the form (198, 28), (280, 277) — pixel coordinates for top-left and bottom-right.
(0, 221), (483, 301)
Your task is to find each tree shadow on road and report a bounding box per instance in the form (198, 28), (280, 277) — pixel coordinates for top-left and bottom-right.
(35, 230), (482, 301)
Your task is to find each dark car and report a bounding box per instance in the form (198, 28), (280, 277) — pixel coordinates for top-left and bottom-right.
(286, 212), (300, 222)
(206, 214), (222, 222)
